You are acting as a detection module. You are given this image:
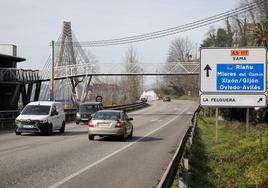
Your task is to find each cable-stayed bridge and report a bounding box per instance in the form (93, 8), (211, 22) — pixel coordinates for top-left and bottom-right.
(39, 21), (200, 106)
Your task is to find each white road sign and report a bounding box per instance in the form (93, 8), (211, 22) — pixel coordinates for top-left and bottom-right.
(200, 48), (267, 93)
(200, 94), (267, 107)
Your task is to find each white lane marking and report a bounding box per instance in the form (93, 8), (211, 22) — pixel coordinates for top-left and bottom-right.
(151, 118), (163, 122)
(48, 106), (192, 188)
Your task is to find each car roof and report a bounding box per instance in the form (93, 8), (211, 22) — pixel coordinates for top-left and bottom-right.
(96, 110), (122, 113)
(27, 101), (62, 106)
(80, 102), (102, 105)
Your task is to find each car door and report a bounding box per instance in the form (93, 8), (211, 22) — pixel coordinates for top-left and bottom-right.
(51, 105), (60, 130)
(122, 112), (131, 134)
(55, 104), (63, 129)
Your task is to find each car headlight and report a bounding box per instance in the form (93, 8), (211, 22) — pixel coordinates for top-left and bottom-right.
(76, 113), (81, 118)
(15, 119), (21, 125)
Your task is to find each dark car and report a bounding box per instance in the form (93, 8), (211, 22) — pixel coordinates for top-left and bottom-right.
(140, 97), (148, 103)
(76, 102), (104, 124)
(163, 96), (171, 102)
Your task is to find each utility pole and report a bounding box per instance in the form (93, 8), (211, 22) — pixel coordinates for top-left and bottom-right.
(50, 40), (55, 101)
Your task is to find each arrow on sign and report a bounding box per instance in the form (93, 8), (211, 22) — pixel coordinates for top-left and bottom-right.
(204, 64), (212, 77)
(257, 98), (263, 103)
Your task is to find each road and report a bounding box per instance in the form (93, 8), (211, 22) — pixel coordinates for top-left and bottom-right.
(0, 100), (198, 188)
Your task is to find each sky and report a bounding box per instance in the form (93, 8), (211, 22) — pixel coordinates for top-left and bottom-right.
(0, 0), (241, 70)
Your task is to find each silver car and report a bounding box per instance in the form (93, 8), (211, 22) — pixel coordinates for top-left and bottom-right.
(88, 110), (133, 141)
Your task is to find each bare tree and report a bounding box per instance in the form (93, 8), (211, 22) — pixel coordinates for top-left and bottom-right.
(121, 47), (142, 103)
(167, 37), (193, 62)
(163, 37), (198, 96)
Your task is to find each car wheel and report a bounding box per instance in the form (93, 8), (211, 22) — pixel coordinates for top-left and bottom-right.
(121, 129), (127, 141)
(47, 124), (53, 136)
(59, 121), (65, 133)
(88, 135), (94, 140)
(76, 121), (79, 125)
(15, 131), (22, 135)
(129, 128), (133, 138)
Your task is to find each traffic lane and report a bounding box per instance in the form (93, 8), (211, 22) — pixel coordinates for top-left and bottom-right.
(128, 100), (197, 135)
(0, 100), (194, 150)
(48, 101), (197, 188)
(0, 128), (131, 188)
(0, 123), (88, 158)
(54, 112), (193, 188)
(0, 100), (193, 158)
(0, 101), (197, 187)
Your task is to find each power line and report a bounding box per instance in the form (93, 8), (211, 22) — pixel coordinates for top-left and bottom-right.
(54, 0), (266, 47)
(84, 0), (264, 45)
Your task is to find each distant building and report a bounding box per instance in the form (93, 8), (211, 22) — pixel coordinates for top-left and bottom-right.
(140, 90), (158, 101)
(0, 44), (17, 57)
(0, 44), (40, 111)
(0, 53), (26, 110)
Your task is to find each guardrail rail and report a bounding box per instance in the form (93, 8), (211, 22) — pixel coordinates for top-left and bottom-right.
(157, 106), (200, 188)
(63, 101), (149, 122)
(0, 110), (20, 129)
(0, 101), (150, 129)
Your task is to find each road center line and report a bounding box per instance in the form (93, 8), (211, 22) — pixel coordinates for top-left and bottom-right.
(48, 106), (192, 188)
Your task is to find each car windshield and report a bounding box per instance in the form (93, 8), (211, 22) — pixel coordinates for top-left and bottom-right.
(79, 104), (98, 113)
(93, 111), (121, 120)
(21, 105), (50, 115)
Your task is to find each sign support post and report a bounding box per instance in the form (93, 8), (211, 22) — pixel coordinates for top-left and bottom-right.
(246, 108), (250, 133)
(215, 107), (219, 142)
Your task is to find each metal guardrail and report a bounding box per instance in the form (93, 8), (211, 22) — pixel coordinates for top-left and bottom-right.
(0, 110), (20, 121)
(63, 101), (150, 121)
(0, 110), (20, 129)
(105, 101), (149, 111)
(157, 106), (201, 188)
(0, 102), (149, 128)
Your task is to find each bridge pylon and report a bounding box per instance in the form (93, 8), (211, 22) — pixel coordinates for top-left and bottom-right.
(42, 21), (98, 107)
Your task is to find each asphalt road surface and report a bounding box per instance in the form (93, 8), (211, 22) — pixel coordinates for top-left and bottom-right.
(0, 100), (198, 188)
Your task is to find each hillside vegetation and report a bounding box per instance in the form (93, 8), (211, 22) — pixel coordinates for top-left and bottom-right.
(190, 111), (268, 188)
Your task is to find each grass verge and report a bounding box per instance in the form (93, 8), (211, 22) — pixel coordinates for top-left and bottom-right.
(190, 114), (268, 188)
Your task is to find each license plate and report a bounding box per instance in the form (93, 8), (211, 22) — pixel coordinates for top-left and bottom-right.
(23, 125), (34, 128)
(98, 123), (109, 127)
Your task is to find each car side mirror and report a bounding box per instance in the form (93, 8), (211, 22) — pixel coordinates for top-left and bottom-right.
(51, 111), (58, 116)
(89, 114), (95, 120)
(128, 117), (133, 121)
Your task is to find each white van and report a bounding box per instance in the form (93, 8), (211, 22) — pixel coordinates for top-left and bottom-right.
(15, 101), (66, 135)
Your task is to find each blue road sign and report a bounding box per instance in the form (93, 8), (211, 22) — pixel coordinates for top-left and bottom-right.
(216, 63), (264, 92)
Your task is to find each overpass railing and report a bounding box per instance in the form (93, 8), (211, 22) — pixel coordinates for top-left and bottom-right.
(40, 62), (200, 80)
(0, 68), (40, 83)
